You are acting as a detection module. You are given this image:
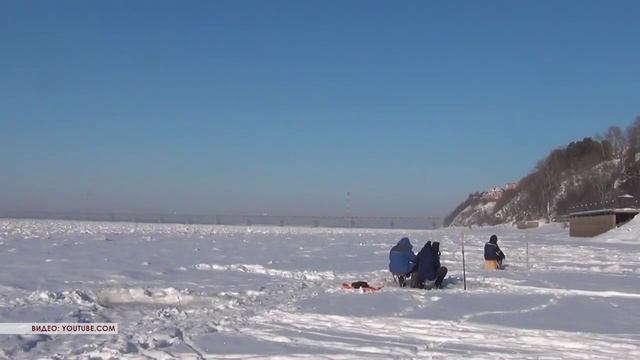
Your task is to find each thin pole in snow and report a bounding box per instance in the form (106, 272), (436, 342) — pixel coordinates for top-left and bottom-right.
(461, 232), (467, 291)
(525, 233), (529, 271)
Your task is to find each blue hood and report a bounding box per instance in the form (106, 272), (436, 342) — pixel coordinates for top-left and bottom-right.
(396, 237), (413, 251)
(389, 237), (416, 274)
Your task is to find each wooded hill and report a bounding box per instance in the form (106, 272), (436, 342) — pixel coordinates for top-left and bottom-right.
(444, 117), (640, 227)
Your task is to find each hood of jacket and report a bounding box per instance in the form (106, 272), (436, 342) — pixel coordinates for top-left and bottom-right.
(395, 237), (413, 251)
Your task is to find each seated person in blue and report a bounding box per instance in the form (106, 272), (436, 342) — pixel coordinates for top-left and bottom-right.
(388, 237), (416, 287)
(411, 241), (448, 289)
(484, 234), (506, 270)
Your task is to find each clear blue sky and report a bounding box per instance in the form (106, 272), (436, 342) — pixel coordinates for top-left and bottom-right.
(1, 1), (639, 217)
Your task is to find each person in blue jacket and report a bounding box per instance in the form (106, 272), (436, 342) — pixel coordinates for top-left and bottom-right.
(410, 241), (448, 289)
(388, 237), (416, 287)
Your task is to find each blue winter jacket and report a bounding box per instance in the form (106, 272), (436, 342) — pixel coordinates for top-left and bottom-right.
(414, 243), (440, 282)
(484, 242), (505, 261)
(388, 238), (416, 275)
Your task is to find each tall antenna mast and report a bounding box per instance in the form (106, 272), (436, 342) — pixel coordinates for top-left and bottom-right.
(345, 192), (352, 218)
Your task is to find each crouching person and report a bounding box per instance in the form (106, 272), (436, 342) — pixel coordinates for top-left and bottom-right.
(411, 241), (448, 290)
(484, 234), (506, 270)
(388, 237), (416, 287)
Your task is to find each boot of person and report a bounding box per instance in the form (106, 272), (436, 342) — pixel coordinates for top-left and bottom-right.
(434, 266), (448, 289)
(410, 271), (422, 288)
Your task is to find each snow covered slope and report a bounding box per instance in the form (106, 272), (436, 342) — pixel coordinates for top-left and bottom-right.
(0, 220), (639, 359)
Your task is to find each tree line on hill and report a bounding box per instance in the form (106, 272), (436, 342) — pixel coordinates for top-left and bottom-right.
(444, 116), (640, 227)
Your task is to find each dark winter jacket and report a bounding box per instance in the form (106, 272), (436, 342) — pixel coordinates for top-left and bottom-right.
(388, 238), (416, 275)
(484, 237), (505, 261)
(413, 243), (440, 282)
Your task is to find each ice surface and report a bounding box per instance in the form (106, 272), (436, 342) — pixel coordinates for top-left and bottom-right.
(0, 219), (639, 359)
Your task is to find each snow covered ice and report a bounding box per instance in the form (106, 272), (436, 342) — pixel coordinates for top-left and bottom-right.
(0, 219), (639, 359)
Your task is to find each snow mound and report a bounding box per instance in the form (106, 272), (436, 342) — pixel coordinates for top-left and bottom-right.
(18, 290), (96, 307)
(595, 214), (640, 242)
(95, 288), (194, 307)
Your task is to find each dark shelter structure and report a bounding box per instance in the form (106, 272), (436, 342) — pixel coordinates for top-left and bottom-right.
(569, 208), (639, 237)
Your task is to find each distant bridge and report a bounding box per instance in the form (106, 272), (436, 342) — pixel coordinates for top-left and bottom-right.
(0, 211), (442, 230)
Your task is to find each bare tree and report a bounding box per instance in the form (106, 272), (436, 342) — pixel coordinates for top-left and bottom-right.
(626, 116), (640, 152)
(588, 162), (618, 206)
(604, 126), (626, 158)
(534, 160), (558, 220)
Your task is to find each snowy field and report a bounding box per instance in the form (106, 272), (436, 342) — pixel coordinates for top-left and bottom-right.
(1, 219), (639, 359)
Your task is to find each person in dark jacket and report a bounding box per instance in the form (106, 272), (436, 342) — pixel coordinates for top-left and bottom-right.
(410, 241), (448, 289)
(388, 237), (416, 287)
(484, 234), (506, 270)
